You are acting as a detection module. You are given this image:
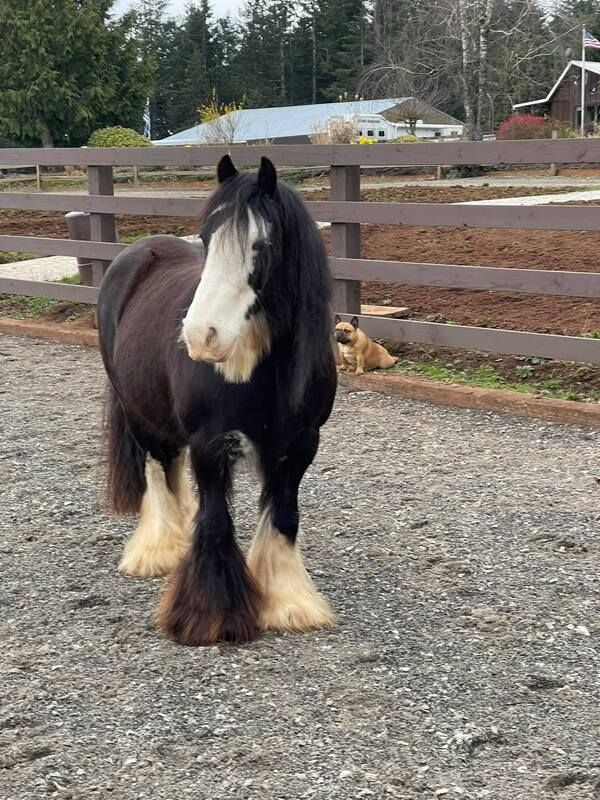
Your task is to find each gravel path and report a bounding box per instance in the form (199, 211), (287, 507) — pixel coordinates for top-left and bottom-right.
(1, 335), (599, 800)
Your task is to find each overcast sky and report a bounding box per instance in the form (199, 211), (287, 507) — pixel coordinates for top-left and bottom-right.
(114, 0), (243, 18)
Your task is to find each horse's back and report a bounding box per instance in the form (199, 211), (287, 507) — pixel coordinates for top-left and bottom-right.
(98, 235), (201, 337)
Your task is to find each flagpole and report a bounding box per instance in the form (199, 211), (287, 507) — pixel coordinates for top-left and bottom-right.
(581, 25), (586, 137)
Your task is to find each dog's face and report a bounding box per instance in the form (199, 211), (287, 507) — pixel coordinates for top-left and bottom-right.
(334, 315), (359, 345)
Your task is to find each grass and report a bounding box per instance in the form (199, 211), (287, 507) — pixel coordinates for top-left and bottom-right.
(0, 273), (90, 320)
(0, 294), (58, 318)
(0, 251), (39, 264)
(383, 354), (598, 403)
(40, 177), (86, 189)
(387, 358), (535, 394)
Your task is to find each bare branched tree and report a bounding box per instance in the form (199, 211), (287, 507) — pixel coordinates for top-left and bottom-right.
(365, 0), (575, 140)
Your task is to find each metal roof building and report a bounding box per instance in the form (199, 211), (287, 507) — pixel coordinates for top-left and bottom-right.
(154, 98), (461, 145)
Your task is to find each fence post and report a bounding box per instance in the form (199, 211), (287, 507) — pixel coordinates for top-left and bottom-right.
(65, 212), (93, 285)
(88, 165), (117, 286)
(36, 165), (41, 192)
(330, 163), (361, 314)
(435, 138), (443, 179)
(549, 129), (559, 177)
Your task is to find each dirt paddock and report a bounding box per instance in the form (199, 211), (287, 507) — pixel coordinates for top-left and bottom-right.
(2, 183), (600, 335)
(1, 335), (598, 799)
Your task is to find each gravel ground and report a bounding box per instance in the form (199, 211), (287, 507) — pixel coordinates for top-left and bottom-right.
(1, 334), (599, 800)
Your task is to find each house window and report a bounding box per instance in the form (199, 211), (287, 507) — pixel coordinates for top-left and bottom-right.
(378, 130), (385, 137)
(358, 130), (363, 136)
(434, 131), (441, 137)
(367, 129), (374, 136)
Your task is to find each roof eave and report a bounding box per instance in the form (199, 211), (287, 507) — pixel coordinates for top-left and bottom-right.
(512, 60), (586, 110)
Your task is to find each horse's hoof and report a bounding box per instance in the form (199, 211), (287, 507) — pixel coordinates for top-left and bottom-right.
(257, 594), (335, 633)
(118, 541), (189, 578)
(248, 524), (335, 633)
(155, 554), (261, 646)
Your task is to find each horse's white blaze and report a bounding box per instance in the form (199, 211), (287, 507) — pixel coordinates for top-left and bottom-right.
(118, 456), (192, 578)
(182, 209), (266, 368)
(247, 507), (335, 632)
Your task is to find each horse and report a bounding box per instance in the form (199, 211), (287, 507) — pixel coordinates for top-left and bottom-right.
(97, 155), (337, 646)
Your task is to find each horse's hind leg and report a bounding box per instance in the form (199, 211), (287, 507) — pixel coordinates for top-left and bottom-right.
(156, 434), (261, 646)
(247, 429), (335, 633)
(119, 452), (193, 578)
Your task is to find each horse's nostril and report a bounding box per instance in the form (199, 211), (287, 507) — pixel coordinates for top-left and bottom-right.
(206, 326), (217, 346)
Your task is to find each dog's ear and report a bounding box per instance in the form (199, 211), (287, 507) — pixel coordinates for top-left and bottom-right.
(217, 155), (238, 183)
(258, 156), (277, 197)
(334, 314), (342, 324)
(350, 316), (359, 329)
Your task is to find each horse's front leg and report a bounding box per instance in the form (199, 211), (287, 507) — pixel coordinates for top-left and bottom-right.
(247, 429), (335, 633)
(156, 435), (261, 646)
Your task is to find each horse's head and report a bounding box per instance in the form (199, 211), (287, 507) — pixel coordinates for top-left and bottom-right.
(181, 155), (278, 381)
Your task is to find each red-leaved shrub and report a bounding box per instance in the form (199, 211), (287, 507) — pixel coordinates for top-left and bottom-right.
(497, 114), (547, 140)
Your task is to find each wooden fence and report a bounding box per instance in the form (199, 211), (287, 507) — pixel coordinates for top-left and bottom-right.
(1, 142), (600, 364)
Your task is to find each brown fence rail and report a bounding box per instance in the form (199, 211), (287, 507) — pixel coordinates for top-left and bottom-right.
(0, 142), (599, 365)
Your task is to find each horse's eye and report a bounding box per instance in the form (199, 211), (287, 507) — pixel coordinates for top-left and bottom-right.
(252, 240), (271, 253)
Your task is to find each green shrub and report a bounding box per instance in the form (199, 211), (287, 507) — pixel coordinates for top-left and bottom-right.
(548, 119), (577, 138)
(88, 126), (151, 147)
(392, 134), (421, 143)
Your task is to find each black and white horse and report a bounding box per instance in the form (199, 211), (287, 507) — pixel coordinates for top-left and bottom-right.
(97, 156), (337, 646)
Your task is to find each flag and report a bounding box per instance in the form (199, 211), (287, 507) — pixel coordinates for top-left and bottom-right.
(584, 29), (600, 49)
(143, 99), (151, 140)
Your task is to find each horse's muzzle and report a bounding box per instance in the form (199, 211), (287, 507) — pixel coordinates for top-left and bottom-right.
(184, 338), (236, 364)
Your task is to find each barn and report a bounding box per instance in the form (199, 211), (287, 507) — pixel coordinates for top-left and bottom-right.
(513, 60), (600, 133)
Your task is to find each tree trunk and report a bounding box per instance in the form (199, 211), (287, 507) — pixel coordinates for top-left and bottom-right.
(456, 0), (475, 140)
(40, 125), (53, 148)
(311, 10), (317, 104)
(280, 18), (286, 103)
(475, 0), (493, 140)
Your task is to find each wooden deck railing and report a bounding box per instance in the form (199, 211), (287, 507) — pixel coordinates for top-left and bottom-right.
(0, 142), (600, 365)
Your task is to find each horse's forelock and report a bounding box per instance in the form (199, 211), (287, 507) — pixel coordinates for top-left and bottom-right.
(200, 172), (274, 256)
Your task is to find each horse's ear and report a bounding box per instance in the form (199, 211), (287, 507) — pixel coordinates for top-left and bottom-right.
(217, 155), (238, 183)
(350, 316), (359, 329)
(258, 157), (277, 197)
(334, 315), (342, 324)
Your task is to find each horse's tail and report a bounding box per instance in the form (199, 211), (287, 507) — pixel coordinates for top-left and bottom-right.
(103, 383), (146, 515)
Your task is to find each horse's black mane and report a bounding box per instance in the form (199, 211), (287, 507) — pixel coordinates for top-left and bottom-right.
(199, 171), (333, 409)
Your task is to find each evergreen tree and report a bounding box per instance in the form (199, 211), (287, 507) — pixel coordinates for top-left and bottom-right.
(234, 0), (290, 107)
(212, 16), (244, 105)
(0, 0), (150, 146)
(132, 0), (172, 138)
(316, 0), (369, 101)
(166, 1), (218, 132)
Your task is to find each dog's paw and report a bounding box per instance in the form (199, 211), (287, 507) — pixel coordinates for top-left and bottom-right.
(337, 364), (349, 373)
(355, 367), (365, 376)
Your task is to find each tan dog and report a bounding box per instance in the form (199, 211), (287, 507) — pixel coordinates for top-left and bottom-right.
(334, 315), (398, 375)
